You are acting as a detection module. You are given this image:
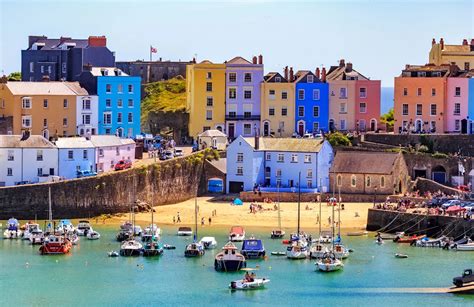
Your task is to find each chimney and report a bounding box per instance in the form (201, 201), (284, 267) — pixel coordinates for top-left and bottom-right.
(59, 36), (71, 44)
(289, 67), (294, 81)
(440, 38), (444, 50)
(258, 54), (263, 65)
(42, 75), (50, 82)
(339, 59), (345, 68)
(254, 125), (259, 150)
(405, 64), (410, 70)
(449, 63), (458, 76)
(252, 56), (257, 64)
(284, 66), (289, 80)
(432, 38), (436, 46)
(463, 39), (468, 46)
(88, 36), (107, 47)
(346, 62), (353, 72)
(83, 63), (93, 72)
(470, 39), (474, 51)
(321, 67), (327, 82)
(192, 57), (196, 63)
(315, 67), (320, 79)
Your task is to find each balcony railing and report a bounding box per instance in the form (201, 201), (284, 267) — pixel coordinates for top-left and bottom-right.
(225, 115), (261, 121)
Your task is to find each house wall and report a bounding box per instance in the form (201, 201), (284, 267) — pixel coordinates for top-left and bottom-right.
(95, 144), (135, 173)
(76, 95), (99, 136)
(445, 78), (469, 133)
(260, 81), (295, 137)
(226, 136), (256, 193)
(328, 80), (357, 131)
(0, 148), (22, 186)
(355, 80), (381, 131)
(295, 82), (329, 134)
(58, 148), (96, 179)
(263, 151), (317, 189)
(22, 148), (58, 183)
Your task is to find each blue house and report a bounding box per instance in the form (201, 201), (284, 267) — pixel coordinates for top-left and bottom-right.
(226, 135), (333, 193)
(294, 70), (329, 135)
(79, 67), (141, 137)
(22, 35), (115, 82)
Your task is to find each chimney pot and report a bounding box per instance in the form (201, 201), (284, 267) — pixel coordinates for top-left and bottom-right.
(440, 38), (444, 50)
(321, 67), (327, 82)
(289, 67), (294, 81)
(284, 66), (289, 80)
(252, 56), (257, 64)
(258, 54), (263, 65)
(346, 62), (353, 72)
(432, 38), (436, 46)
(471, 39), (474, 46)
(88, 36), (107, 47)
(463, 39), (469, 46)
(339, 59), (345, 68)
(315, 67), (320, 79)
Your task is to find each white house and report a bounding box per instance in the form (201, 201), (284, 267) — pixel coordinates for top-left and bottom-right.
(90, 135), (135, 173)
(55, 137), (96, 179)
(226, 135), (333, 193)
(66, 82), (99, 137)
(0, 135), (58, 186)
(197, 129), (228, 150)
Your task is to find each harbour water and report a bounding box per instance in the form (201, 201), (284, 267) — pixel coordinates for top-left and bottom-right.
(1, 224), (473, 306)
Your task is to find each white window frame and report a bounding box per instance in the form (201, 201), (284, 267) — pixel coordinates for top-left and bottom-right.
(304, 154), (312, 163)
(312, 89), (320, 100)
(307, 75), (314, 83)
(236, 166), (243, 176)
(291, 154), (298, 163)
(313, 106), (319, 117)
(22, 115), (32, 128)
(298, 106), (305, 117)
(359, 87), (367, 98)
(22, 97), (32, 109)
(359, 102), (367, 113)
(277, 153), (284, 162)
(402, 104), (409, 116)
(237, 153), (243, 163)
(103, 112), (112, 125)
(298, 89), (305, 100)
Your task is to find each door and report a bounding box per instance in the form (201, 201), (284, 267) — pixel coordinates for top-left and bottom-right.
(461, 119), (468, 134)
(329, 119), (335, 132)
(228, 123), (235, 139)
(370, 119), (377, 131)
(263, 122), (269, 136)
(289, 180), (294, 188)
(229, 181), (244, 193)
(298, 122), (304, 136)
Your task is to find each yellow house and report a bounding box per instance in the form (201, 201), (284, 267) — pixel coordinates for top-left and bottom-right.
(429, 37), (474, 70)
(186, 61), (226, 138)
(260, 71), (295, 137)
(0, 81), (79, 138)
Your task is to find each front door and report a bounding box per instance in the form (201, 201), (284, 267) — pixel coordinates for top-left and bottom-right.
(370, 119), (376, 131)
(298, 122), (304, 136)
(228, 123), (235, 139)
(263, 122), (269, 136)
(229, 181), (244, 193)
(461, 119), (468, 134)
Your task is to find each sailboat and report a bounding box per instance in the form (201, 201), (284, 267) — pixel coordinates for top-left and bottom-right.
(332, 187), (349, 259)
(120, 200), (142, 257)
(271, 183), (285, 239)
(311, 180), (328, 259)
(142, 194), (163, 257)
(286, 172), (309, 259)
(184, 198), (205, 257)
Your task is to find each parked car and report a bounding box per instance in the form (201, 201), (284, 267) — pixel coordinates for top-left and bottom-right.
(453, 269), (474, 287)
(441, 199), (461, 209)
(114, 160), (132, 171)
(302, 133), (314, 139)
(77, 170), (98, 178)
(15, 181), (31, 186)
(457, 185), (470, 192)
(174, 148), (184, 157)
(164, 150), (174, 160)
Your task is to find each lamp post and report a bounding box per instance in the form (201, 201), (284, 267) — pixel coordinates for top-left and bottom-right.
(373, 186), (378, 207)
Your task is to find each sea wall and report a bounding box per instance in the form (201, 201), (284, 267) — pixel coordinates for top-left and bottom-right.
(239, 191), (388, 203)
(366, 208), (473, 238)
(0, 153), (207, 220)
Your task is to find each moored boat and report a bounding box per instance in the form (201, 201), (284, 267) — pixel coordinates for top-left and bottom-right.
(3, 218), (22, 239)
(177, 227), (193, 236)
(23, 222), (41, 241)
(229, 270), (270, 290)
(86, 229), (101, 240)
(76, 220), (92, 236)
(55, 219), (75, 235)
(184, 242), (205, 257)
(120, 239), (143, 256)
(455, 240), (474, 251)
(39, 234), (72, 255)
(229, 226), (245, 242)
(394, 234), (426, 243)
(241, 237), (265, 259)
(316, 252), (344, 272)
(346, 231), (368, 237)
(143, 224), (161, 238)
(270, 229), (285, 239)
(29, 229), (45, 245)
(199, 236), (217, 249)
(215, 242), (246, 272)
(141, 234), (164, 257)
(309, 243), (328, 259)
(116, 229), (133, 242)
(332, 244), (350, 259)
(286, 239), (309, 259)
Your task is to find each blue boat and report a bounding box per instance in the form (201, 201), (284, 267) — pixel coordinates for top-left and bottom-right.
(241, 237), (265, 259)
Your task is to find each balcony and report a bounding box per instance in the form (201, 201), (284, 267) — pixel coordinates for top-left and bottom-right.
(225, 115), (261, 121)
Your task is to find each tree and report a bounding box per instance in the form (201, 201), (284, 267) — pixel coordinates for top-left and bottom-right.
(7, 72), (21, 81)
(326, 132), (351, 147)
(381, 108), (394, 131)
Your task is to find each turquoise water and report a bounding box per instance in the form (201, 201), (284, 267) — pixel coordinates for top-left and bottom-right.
(0, 224), (473, 306)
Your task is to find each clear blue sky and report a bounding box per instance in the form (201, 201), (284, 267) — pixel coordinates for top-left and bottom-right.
(0, 0), (473, 86)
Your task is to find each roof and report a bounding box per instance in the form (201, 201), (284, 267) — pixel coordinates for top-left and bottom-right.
(326, 64), (369, 81)
(242, 137), (325, 153)
(226, 57), (252, 65)
(0, 135), (56, 148)
(64, 82), (89, 95)
(89, 135), (135, 147)
(330, 151), (400, 174)
(198, 129), (227, 138)
(90, 67), (128, 77)
(28, 37), (89, 50)
(210, 158), (226, 174)
(55, 137), (94, 149)
(294, 70), (321, 83)
(5, 81), (84, 96)
(442, 45), (472, 53)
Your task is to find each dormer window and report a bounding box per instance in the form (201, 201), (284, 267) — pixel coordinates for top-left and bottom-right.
(307, 75), (314, 83)
(275, 77), (281, 82)
(432, 72), (441, 77)
(101, 69), (109, 76)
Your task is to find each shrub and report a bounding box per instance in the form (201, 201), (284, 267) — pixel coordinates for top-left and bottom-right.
(418, 145), (429, 153)
(431, 151), (448, 159)
(326, 132), (351, 147)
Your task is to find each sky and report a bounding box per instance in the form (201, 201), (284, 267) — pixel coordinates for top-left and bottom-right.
(0, 0), (473, 87)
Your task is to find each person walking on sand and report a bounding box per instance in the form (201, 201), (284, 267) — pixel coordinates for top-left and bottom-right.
(208, 217), (212, 225)
(316, 214), (320, 224)
(173, 216), (175, 224)
(328, 216), (331, 225)
(177, 212), (181, 223)
(201, 217), (205, 226)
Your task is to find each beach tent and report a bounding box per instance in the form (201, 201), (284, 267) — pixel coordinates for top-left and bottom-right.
(233, 198), (243, 206)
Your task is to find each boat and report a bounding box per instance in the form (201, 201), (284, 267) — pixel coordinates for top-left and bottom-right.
(229, 269), (270, 290)
(309, 243), (328, 259)
(379, 232), (404, 240)
(76, 220), (92, 236)
(229, 226), (245, 242)
(23, 222), (41, 241)
(241, 237), (265, 259)
(55, 219), (75, 235)
(375, 237), (384, 245)
(116, 229), (133, 242)
(270, 184), (285, 239)
(29, 229), (45, 245)
(331, 198), (349, 260)
(199, 236), (218, 249)
(316, 252), (344, 272)
(456, 240), (474, 251)
(86, 229), (101, 240)
(395, 253), (408, 258)
(120, 221), (133, 231)
(347, 231), (368, 237)
(286, 173), (308, 260)
(318, 231), (333, 244)
(333, 244), (350, 259)
(184, 197), (205, 257)
(271, 251), (286, 256)
(39, 234), (72, 255)
(3, 218), (22, 239)
(68, 233), (80, 245)
(133, 225), (143, 237)
(108, 251), (120, 257)
(120, 239), (143, 256)
(270, 230), (285, 239)
(415, 236), (446, 248)
(163, 244), (176, 250)
(142, 199), (164, 257)
(177, 227), (193, 236)
(394, 234), (426, 243)
(143, 224), (161, 238)
(215, 242), (247, 272)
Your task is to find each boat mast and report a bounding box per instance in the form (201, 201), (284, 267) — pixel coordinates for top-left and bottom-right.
(48, 185), (52, 222)
(194, 196), (198, 242)
(297, 172), (301, 235)
(332, 190), (335, 251)
(338, 185), (341, 238)
(277, 181), (281, 231)
(319, 178), (322, 239)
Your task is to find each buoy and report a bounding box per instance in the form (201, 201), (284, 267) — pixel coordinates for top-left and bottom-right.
(55, 260), (59, 263)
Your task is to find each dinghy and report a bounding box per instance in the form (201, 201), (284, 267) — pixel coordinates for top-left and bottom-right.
(395, 253), (408, 258)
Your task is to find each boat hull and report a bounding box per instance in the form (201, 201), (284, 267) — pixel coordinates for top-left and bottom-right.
(142, 248), (164, 257)
(229, 278), (270, 290)
(119, 248), (141, 256)
(316, 261), (343, 272)
(214, 259), (246, 272)
(241, 250), (266, 259)
(39, 243), (72, 255)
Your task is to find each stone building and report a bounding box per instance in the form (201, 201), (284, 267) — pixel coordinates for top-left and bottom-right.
(116, 60), (192, 84)
(329, 151), (410, 195)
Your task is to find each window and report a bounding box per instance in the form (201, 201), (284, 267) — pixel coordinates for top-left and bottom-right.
(403, 88), (408, 96)
(206, 72), (212, 79)
(105, 99), (111, 108)
(37, 150), (43, 161)
(269, 107), (275, 116)
(61, 63), (66, 74)
(114, 99), (122, 108)
(22, 116), (32, 128)
(63, 117), (68, 127)
(313, 89), (320, 100)
(313, 106), (319, 117)
(455, 120), (460, 131)
(99, 149), (104, 157)
(276, 169), (282, 177)
(244, 73), (252, 82)
(307, 169), (313, 178)
(417, 88), (422, 96)
(43, 99), (48, 108)
(128, 113), (133, 123)
(37, 168), (43, 176)
(278, 154), (284, 162)
(103, 112), (112, 125)
(340, 102), (347, 113)
(281, 91), (288, 100)
(313, 122), (319, 132)
(203, 126), (210, 131)
(351, 175), (356, 187)
(206, 110), (212, 120)
(359, 87), (367, 98)
(206, 82), (212, 92)
(106, 84), (111, 93)
(7, 168), (12, 176)
(228, 73), (236, 82)
(244, 90), (252, 99)
(236, 166), (243, 176)
(22, 98), (31, 109)
(298, 106), (304, 117)
(117, 112), (123, 123)
(336, 175), (342, 186)
(269, 90), (275, 99)
(243, 124), (251, 135)
(237, 153), (243, 163)
(117, 84), (123, 93)
(307, 180), (313, 188)
(454, 103), (461, 115)
(281, 107), (288, 116)
(455, 87), (461, 96)
(291, 154), (298, 163)
(298, 89), (305, 100)
(366, 176), (371, 187)
(265, 153), (271, 161)
(307, 75), (314, 83)
(416, 104), (422, 116)
(128, 85), (134, 93)
(82, 99), (91, 110)
(402, 104), (409, 116)
(7, 150), (14, 161)
(128, 99), (133, 107)
(304, 154), (312, 163)
(228, 88), (236, 99)
(206, 97), (213, 106)
(380, 176), (385, 188)
(43, 118), (47, 128)
(340, 87), (347, 98)
(29, 62), (34, 73)
(465, 62), (470, 70)
(359, 102), (367, 113)
(431, 88), (436, 96)
(83, 114), (91, 125)
(275, 77), (281, 82)
(68, 150), (74, 160)
(340, 119), (346, 130)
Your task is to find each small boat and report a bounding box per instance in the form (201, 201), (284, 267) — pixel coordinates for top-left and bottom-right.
(177, 227), (193, 236)
(241, 237), (265, 259)
(229, 270), (270, 290)
(120, 221), (133, 231)
(39, 234), (72, 255)
(163, 244), (176, 250)
(119, 239), (143, 256)
(270, 229), (285, 239)
(309, 243), (328, 259)
(55, 219), (75, 235)
(333, 244), (350, 259)
(143, 224), (161, 238)
(286, 239), (309, 259)
(3, 218), (22, 239)
(108, 251), (120, 257)
(229, 226), (245, 242)
(133, 225), (143, 237)
(23, 222), (41, 241)
(76, 220), (92, 236)
(199, 237), (217, 249)
(215, 242), (247, 272)
(68, 233), (80, 245)
(394, 234), (426, 243)
(346, 231), (368, 237)
(86, 229), (101, 240)
(116, 229), (133, 242)
(29, 229), (45, 245)
(415, 236), (446, 248)
(379, 232), (404, 240)
(318, 231), (332, 244)
(316, 252), (344, 272)
(271, 251), (286, 256)
(456, 240), (474, 251)
(395, 253), (408, 258)
(375, 238), (384, 245)
(184, 242), (205, 257)
(142, 234), (164, 257)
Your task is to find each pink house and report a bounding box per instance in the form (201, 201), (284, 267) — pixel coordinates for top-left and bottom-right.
(355, 80), (381, 131)
(445, 77), (469, 133)
(90, 135), (136, 173)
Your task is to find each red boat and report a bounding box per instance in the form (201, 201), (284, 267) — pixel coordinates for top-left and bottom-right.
(394, 234), (426, 243)
(39, 235), (72, 255)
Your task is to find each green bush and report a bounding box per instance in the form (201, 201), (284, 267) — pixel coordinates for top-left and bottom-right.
(326, 132), (351, 147)
(431, 151), (448, 159)
(417, 145), (429, 153)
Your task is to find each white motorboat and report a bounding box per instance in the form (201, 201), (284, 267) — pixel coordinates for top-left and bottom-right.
(68, 234), (80, 245)
(177, 227), (193, 236)
(86, 229), (101, 240)
(318, 231), (333, 244)
(332, 244), (350, 259)
(455, 240), (474, 251)
(76, 220), (92, 236)
(3, 218), (22, 239)
(23, 223), (41, 241)
(346, 231), (368, 237)
(120, 239), (143, 256)
(286, 240), (309, 259)
(143, 224), (161, 237)
(316, 252), (344, 272)
(55, 219), (75, 235)
(29, 229), (45, 245)
(309, 243), (328, 259)
(229, 226), (245, 242)
(184, 242), (205, 257)
(133, 225), (142, 237)
(199, 236), (218, 249)
(229, 278), (270, 290)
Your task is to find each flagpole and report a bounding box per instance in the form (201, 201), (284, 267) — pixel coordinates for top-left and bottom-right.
(150, 45), (152, 62)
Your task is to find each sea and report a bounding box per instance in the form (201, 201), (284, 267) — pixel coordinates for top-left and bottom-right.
(0, 224), (472, 306)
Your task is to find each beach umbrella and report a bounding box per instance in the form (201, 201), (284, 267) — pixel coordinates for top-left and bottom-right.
(233, 198), (243, 206)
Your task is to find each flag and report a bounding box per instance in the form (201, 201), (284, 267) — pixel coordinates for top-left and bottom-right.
(150, 46), (157, 53)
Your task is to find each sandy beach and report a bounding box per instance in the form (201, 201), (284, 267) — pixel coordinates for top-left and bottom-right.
(107, 197), (372, 231)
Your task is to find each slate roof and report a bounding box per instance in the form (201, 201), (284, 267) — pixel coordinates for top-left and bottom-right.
(90, 135), (135, 147)
(64, 82), (89, 95)
(330, 151), (399, 175)
(0, 135), (56, 148)
(90, 67), (128, 77)
(326, 65), (369, 81)
(210, 158), (226, 174)
(28, 37), (89, 50)
(6, 82), (84, 96)
(55, 137), (94, 149)
(242, 137), (325, 153)
(263, 72), (288, 82)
